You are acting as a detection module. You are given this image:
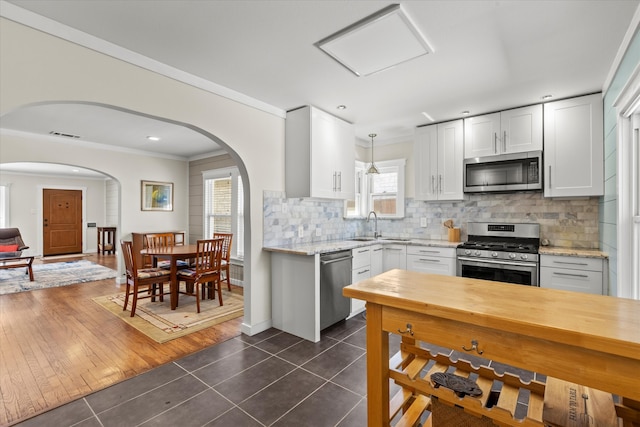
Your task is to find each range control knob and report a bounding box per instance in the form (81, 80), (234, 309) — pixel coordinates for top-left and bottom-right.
(520, 254), (528, 260)
(464, 249), (471, 256)
(474, 250), (481, 256)
(509, 253), (517, 259)
(491, 252), (498, 258)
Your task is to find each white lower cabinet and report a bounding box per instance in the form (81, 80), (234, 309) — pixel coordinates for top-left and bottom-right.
(383, 244), (407, 271)
(540, 255), (607, 295)
(406, 246), (456, 276)
(350, 247), (371, 316)
(370, 244), (384, 276)
(351, 243), (455, 315)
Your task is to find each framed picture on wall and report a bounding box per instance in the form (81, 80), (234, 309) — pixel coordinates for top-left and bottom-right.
(141, 180), (173, 211)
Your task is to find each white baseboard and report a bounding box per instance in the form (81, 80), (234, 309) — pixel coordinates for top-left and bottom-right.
(241, 318), (272, 337)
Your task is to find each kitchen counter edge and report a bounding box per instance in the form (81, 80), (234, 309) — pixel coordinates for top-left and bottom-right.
(538, 247), (608, 258)
(263, 238), (460, 256)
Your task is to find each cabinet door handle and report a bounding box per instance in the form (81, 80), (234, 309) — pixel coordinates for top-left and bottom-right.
(357, 268), (370, 274)
(553, 272), (589, 278)
(418, 249), (440, 254)
(548, 165), (552, 189)
(503, 130), (507, 152)
(332, 172), (337, 192)
(419, 258), (440, 263)
(431, 175), (436, 194)
(373, 248), (383, 252)
(397, 323), (414, 336)
(494, 132), (498, 154)
(462, 339), (483, 355)
(385, 247), (403, 251)
(552, 261), (589, 266)
(439, 175), (443, 193)
(337, 171), (342, 192)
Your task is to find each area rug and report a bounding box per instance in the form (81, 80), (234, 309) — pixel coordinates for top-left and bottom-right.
(0, 260), (118, 295)
(92, 288), (244, 343)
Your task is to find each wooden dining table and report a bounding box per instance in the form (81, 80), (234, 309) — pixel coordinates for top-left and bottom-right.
(140, 244), (198, 310)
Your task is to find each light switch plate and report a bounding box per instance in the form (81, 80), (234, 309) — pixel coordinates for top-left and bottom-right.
(420, 217), (427, 227)
(298, 225), (304, 238)
(315, 228), (321, 237)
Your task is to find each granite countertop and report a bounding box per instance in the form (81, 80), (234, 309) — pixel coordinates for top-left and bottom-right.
(538, 246), (608, 259)
(263, 238), (460, 255)
(264, 239), (608, 258)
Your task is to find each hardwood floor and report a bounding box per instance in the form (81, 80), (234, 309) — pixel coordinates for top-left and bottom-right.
(0, 254), (243, 426)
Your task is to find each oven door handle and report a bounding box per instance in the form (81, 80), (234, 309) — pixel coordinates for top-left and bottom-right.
(457, 256), (537, 268)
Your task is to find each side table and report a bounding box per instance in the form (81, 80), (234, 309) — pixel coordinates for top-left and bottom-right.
(97, 226), (116, 255)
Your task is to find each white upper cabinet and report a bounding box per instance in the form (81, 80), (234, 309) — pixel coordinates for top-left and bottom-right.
(464, 105), (542, 158)
(464, 112), (500, 158)
(543, 94), (604, 197)
(415, 120), (464, 201)
(285, 106), (355, 199)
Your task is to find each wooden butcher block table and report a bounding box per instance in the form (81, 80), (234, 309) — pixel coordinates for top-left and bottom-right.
(343, 269), (640, 427)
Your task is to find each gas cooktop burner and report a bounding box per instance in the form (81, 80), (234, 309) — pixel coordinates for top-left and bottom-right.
(459, 241), (538, 253)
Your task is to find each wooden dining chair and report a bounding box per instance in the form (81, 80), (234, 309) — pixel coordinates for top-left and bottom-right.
(213, 233), (233, 291)
(144, 233), (189, 269)
(177, 238), (224, 313)
(120, 240), (171, 317)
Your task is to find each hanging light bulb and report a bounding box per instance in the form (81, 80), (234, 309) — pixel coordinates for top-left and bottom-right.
(367, 133), (380, 174)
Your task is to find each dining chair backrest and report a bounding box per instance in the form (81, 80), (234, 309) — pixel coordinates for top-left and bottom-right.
(120, 240), (138, 278)
(193, 238), (224, 278)
(145, 233), (176, 249)
(213, 233), (232, 263)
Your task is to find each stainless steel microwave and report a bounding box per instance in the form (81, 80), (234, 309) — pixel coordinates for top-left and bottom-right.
(463, 150), (542, 193)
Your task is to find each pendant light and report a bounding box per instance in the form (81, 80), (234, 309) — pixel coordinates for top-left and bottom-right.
(367, 133), (380, 174)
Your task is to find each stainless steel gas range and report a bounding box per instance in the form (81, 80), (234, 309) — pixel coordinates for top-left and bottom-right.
(456, 222), (540, 286)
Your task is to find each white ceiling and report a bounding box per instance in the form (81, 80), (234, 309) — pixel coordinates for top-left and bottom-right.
(1, 0), (639, 176)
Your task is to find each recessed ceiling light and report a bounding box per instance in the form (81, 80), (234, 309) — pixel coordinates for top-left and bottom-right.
(461, 111), (470, 116)
(72, 169), (80, 173)
(336, 105), (347, 110)
(542, 95), (553, 100)
(146, 136), (160, 141)
(315, 4), (433, 77)
(421, 112), (434, 122)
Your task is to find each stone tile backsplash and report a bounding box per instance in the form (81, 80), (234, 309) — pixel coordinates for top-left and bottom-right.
(263, 191), (600, 249)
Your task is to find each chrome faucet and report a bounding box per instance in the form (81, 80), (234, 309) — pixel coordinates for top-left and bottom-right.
(367, 211), (380, 238)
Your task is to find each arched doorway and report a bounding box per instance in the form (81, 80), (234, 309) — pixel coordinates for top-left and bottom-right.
(0, 102), (254, 326)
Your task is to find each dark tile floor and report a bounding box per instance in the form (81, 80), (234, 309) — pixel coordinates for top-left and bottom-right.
(15, 313), (540, 427)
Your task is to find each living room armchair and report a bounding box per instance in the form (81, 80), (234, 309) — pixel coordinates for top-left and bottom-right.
(0, 228), (30, 258)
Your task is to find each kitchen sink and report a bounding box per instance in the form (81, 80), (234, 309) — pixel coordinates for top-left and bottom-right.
(351, 237), (377, 241)
(380, 237), (411, 241)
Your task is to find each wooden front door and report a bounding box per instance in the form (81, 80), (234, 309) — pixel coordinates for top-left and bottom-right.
(43, 189), (83, 256)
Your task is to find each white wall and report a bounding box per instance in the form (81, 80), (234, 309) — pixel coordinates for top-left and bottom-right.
(0, 171), (108, 255)
(0, 18), (285, 336)
(105, 179), (118, 228)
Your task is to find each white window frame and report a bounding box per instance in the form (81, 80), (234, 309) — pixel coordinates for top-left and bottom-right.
(202, 167), (244, 259)
(614, 64), (640, 299)
(344, 158), (406, 219)
(344, 161), (367, 218)
(0, 183), (10, 228)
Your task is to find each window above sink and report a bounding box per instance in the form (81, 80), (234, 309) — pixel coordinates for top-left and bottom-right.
(344, 158), (406, 219)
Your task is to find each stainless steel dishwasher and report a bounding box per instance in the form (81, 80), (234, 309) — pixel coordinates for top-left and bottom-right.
(320, 250), (353, 330)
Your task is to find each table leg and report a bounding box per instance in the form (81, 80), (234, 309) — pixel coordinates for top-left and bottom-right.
(366, 302), (389, 426)
(171, 260), (178, 310)
(26, 257), (34, 281)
